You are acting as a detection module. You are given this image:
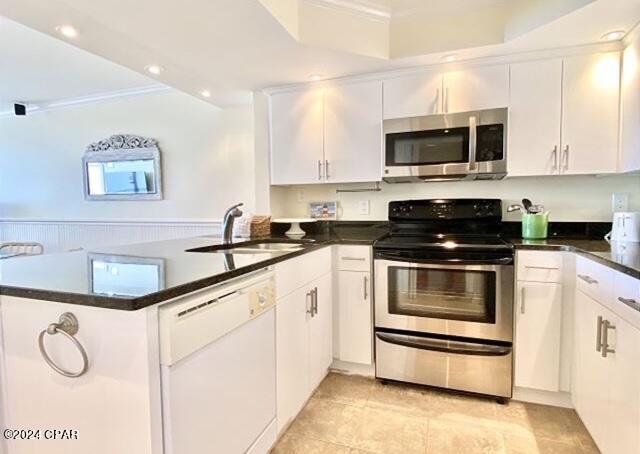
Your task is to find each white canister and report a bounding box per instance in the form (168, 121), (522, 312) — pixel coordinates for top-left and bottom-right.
(606, 212), (640, 242)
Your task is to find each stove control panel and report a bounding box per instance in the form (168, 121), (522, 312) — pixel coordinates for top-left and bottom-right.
(389, 199), (502, 221)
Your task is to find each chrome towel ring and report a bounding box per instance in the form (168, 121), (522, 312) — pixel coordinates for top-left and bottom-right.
(38, 312), (89, 378)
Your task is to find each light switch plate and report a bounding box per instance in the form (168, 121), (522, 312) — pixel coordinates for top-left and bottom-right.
(612, 192), (629, 212)
(358, 200), (370, 216)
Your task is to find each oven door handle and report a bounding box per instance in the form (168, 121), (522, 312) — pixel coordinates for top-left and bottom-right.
(374, 252), (513, 265)
(376, 332), (511, 357)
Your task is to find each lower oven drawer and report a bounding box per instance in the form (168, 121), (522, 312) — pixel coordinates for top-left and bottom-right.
(375, 332), (512, 398)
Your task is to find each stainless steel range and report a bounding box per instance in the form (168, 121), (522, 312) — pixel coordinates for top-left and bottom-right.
(373, 199), (514, 399)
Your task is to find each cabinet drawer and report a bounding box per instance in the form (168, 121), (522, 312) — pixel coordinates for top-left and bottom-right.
(517, 251), (564, 283)
(613, 271), (640, 330)
(275, 247), (332, 299)
(576, 256), (613, 305)
(335, 245), (371, 272)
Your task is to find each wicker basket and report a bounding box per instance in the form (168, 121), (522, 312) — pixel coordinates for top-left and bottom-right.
(250, 216), (272, 238)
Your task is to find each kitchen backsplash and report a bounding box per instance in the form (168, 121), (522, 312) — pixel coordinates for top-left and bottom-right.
(271, 174), (640, 221)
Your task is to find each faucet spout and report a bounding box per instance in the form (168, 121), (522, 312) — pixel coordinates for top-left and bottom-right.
(222, 203), (244, 244)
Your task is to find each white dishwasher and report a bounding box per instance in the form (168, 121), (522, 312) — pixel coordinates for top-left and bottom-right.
(159, 269), (277, 454)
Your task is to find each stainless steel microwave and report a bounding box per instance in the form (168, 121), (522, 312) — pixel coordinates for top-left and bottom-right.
(383, 107), (507, 182)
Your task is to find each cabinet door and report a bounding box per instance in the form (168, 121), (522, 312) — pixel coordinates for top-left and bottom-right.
(276, 287), (311, 433)
(324, 81), (383, 183)
(620, 36), (640, 173)
(308, 273), (333, 390)
(443, 65), (509, 113)
(514, 282), (562, 391)
(270, 89), (324, 185)
(572, 290), (610, 452)
(337, 271), (372, 365)
(607, 315), (640, 454)
(383, 72), (442, 119)
(508, 59), (563, 176)
(562, 52), (620, 175)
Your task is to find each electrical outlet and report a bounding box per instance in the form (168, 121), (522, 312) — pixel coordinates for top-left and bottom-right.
(358, 200), (370, 216)
(297, 190), (305, 203)
(612, 192), (629, 212)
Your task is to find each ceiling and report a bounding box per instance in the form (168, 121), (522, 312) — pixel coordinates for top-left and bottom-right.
(0, 0), (639, 107)
(0, 16), (159, 113)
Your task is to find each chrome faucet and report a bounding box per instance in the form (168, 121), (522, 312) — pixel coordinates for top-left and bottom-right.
(222, 203), (244, 244)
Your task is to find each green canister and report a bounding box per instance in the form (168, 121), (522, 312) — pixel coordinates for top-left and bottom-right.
(522, 212), (549, 239)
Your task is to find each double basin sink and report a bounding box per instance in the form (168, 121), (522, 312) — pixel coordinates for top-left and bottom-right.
(186, 240), (310, 255)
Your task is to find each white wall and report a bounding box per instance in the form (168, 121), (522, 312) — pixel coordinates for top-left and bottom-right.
(271, 174), (640, 222)
(0, 90), (255, 221)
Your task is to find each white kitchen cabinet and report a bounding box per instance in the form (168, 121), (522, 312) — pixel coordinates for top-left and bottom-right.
(270, 89), (324, 185)
(508, 59), (563, 176)
(309, 272), (333, 389)
(561, 52), (620, 175)
(442, 64), (509, 113)
(324, 81), (382, 183)
(620, 33), (640, 173)
(337, 270), (372, 365)
(514, 281), (562, 392)
(383, 71), (443, 119)
(573, 286), (640, 454)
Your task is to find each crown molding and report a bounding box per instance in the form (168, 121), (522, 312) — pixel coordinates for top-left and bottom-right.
(0, 84), (171, 118)
(304, 0), (391, 22)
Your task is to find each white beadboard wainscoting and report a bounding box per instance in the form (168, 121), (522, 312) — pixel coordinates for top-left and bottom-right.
(0, 220), (221, 254)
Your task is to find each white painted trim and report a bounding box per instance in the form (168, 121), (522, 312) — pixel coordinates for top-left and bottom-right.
(263, 41), (622, 95)
(0, 218), (221, 226)
(330, 359), (375, 377)
(513, 387), (574, 408)
(0, 85), (171, 118)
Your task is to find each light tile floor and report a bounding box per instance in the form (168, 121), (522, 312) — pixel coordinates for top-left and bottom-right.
(272, 373), (600, 454)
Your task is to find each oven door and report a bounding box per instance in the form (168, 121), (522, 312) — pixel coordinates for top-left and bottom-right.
(374, 257), (513, 342)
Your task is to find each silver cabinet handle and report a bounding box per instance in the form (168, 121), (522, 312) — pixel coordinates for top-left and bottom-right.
(363, 275), (368, 300)
(577, 274), (598, 285)
(341, 256), (366, 261)
(618, 297), (640, 310)
(306, 289), (314, 316)
(551, 145), (558, 171)
(596, 315), (603, 352)
(313, 287), (318, 315)
(601, 319), (616, 358)
(318, 160), (323, 180)
(525, 265), (560, 270)
(325, 160), (330, 180)
(562, 145), (569, 171)
(38, 312), (89, 378)
(520, 286), (526, 315)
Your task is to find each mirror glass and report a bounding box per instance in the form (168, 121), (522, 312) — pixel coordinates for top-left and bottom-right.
(86, 159), (157, 195)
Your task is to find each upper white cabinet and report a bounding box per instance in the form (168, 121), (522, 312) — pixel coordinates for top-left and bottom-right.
(620, 33), (640, 173)
(508, 59), (563, 177)
(270, 81), (382, 185)
(442, 65), (509, 114)
(324, 81), (383, 183)
(509, 52), (620, 176)
(383, 65), (509, 119)
(383, 71), (443, 119)
(270, 89), (324, 185)
(562, 52), (620, 175)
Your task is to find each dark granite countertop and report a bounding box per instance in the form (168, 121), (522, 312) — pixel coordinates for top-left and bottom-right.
(511, 238), (640, 279)
(0, 223), (386, 310)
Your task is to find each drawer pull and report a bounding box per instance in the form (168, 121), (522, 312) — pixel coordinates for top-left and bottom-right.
(524, 265), (560, 270)
(341, 257), (366, 261)
(577, 274), (598, 285)
(596, 316), (603, 352)
(601, 319), (616, 358)
(618, 297), (640, 310)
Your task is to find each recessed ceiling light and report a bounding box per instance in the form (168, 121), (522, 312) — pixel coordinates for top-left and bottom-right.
(145, 64), (163, 75)
(200, 90), (211, 98)
(442, 54), (457, 62)
(56, 25), (78, 38)
(601, 30), (625, 41)
(309, 74), (323, 81)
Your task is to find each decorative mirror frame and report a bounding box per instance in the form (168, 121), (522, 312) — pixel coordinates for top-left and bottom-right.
(82, 134), (163, 201)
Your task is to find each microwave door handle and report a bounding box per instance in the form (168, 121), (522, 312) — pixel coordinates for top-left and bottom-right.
(376, 332), (511, 357)
(468, 115), (478, 171)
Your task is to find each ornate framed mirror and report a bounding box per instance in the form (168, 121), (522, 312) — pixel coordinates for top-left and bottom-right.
(82, 134), (163, 201)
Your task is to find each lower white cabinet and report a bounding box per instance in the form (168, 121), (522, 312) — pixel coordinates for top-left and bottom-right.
(514, 281), (562, 391)
(337, 270), (372, 365)
(275, 270), (332, 433)
(573, 288), (640, 454)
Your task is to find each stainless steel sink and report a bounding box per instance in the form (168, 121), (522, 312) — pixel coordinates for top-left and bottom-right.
(187, 242), (306, 254)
